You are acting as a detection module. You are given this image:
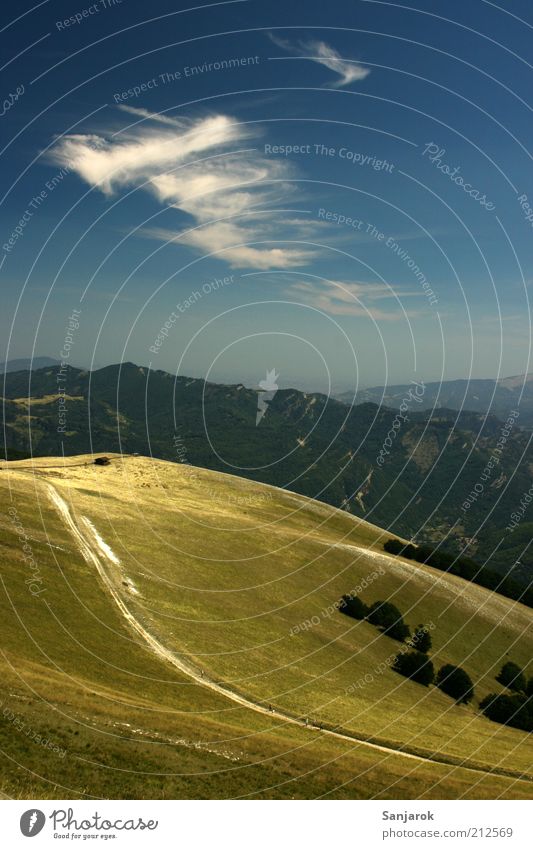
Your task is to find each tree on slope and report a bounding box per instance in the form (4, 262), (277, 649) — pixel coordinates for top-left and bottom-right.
(366, 600), (410, 642)
(392, 651), (434, 686)
(410, 624), (432, 653)
(496, 661), (527, 693)
(436, 664), (474, 704)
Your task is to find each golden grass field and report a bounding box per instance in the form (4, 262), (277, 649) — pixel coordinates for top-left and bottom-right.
(0, 454), (531, 799)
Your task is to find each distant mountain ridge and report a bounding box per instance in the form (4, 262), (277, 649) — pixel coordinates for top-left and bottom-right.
(0, 356), (60, 373)
(335, 374), (533, 427)
(2, 361), (533, 591)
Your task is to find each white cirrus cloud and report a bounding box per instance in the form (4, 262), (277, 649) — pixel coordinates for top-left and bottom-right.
(50, 115), (244, 194)
(287, 280), (422, 320)
(116, 104), (186, 128)
(50, 112), (317, 269)
(269, 35), (370, 87)
(142, 222), (317, 270)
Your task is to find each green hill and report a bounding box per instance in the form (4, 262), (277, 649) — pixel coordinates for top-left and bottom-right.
(0, 454), (531, 799)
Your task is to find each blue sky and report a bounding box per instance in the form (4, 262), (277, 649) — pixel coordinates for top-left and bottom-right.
(2, 0), (533, 390)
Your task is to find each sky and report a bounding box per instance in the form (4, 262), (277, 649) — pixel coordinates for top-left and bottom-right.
(2, 0), (533, 391)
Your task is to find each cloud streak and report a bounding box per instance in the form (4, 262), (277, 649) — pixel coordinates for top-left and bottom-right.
(50, 113), (316, 269)
(117, 104), (185, 128)
(287, 279), (421, 320)
(270, 35), (370, 87)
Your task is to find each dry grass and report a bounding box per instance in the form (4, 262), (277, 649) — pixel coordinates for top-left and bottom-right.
(0, 454), (530, 799)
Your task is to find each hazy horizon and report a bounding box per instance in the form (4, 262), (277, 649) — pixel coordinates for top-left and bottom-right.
(4, 352), (533, 395)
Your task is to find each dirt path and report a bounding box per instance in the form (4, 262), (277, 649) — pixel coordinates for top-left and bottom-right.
(46, 482), (532, 784)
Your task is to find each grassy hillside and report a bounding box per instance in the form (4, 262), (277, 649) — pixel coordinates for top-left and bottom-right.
(0, 454), (531, 799)
(3, 362), (533, 590)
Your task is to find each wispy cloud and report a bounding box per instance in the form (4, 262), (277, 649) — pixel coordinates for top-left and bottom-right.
(117, 104), (185, 128)
(269, 35), (370, 87)
(50, 115), (243, 195)
(50, 113), (316, 269)
(287, 279), (421, 320)
(143, 222), (315, 270)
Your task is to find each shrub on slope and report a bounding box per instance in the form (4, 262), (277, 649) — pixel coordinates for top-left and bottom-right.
(392, 652), (434, 686)
(436, 664), (475, 704)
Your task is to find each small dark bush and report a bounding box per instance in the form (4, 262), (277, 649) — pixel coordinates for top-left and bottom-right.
(339, 594), (368, 620)
(366, 600), (410, 642)
(383, 539), (403, 555)
(410, 624), (432, 654)
(94, 456), (110, 466)
(392, 651), (434, 686)
(383, 539), (416, 559)
(480, 692), (533, 732)
(496, 661), (527, 693)
(436, 664), (474, 704)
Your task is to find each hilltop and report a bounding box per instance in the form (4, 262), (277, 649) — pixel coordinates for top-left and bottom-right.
(0, 454), (531, 799)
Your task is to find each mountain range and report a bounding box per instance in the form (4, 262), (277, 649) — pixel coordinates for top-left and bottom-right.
(0, 356), (60, 373)
(335, 374), (533, 427)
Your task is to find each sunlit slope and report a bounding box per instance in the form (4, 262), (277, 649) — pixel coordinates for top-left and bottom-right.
(1, 460), (508, 802)
(0, 454), (531, 798)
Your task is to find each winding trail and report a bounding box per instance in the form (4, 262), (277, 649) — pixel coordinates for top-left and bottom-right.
(46, 482), (532, 784)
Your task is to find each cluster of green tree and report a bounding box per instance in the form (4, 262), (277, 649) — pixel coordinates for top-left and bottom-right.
(388, 621), (475, 703)
(0, 447), (30, 461)
(339, 595), (464, 693)
(340, 588), (531, 731)
(383, 539), (533, 608)
(392, 651), (475, 702)
(480, 662), (533, 732)
(339, 596), (410, 641)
